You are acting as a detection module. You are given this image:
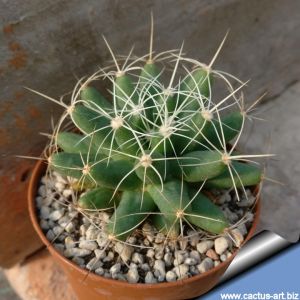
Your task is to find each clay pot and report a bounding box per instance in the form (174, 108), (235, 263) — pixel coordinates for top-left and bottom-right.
(28, 160), (261, 300)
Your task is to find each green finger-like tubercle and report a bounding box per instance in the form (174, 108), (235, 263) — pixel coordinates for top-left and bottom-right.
(206, 161), (262, 189)
(80, 86), (112, 110)
(106, 190), (156, 240)
(78, 187), (121, 209)
(186, 191), (229, 234)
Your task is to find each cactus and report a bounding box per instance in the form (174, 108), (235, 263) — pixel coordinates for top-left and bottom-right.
(43, 27), (267, 244)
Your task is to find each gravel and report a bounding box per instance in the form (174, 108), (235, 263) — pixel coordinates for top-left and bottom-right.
(36, 172), (255, 284)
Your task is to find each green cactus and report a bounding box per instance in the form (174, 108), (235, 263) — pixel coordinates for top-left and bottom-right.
(46, 33), (264, 243)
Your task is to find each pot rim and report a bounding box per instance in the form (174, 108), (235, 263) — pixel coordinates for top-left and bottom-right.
(28, 159), (261, 290)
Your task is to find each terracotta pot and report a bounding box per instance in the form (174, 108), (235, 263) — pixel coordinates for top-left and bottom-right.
(28, 160), (261, 300)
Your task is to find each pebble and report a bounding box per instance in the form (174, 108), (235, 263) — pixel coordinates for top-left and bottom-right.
(53, 226), (64, 236)
(237, 223), (247, 236)
(64, 248), (91, 258)
(189, 265), (199, 275)
(145, 271), (157, 284)
(164, 252), (173, 267)
(174, 264), (189, 279)
(96, 232), (108, 248)
(95, 267), (104, 276)
(94, 249), (106, 259)
(214, 237), (229, 255)
(197, 258), (214, 273)
(132, 252), (144, 264)
(141, 263), (150, 272)
(72, 257), (85, 265)
(155, 233), (165, 244)
(86, 257), (103, 270)
(49, 210), (64, 221)
(237, 195), (256, 207)
(142, 223), (155, 242)
(86, 226), (98, 240)
(103, 251), (114, 262)
(153, 260), (166, 278)
(188, 231), (200, 247)
(127, 236), (137, 245)
(79, 225), (87, 236)
(65, 236), (76, 248)
(58, 216), (70, 227)
(53, 243), (64, 253)
(79, 240), (98, 251)
(190, 250), (201, 263)
(206, 249), (219, 261)
(214, 260), (221, 267)
(65, 222), (75, 233)
(126, 268), (139, 283)
(40, 206), (51, 219)
(220, 254), (227, 262)
(146, 249), (155, 259)
(110, 263), (121, 275)
(40, 219), (49, 230)
(197, 240), (214, 254)
(223, 207), (239, 223)
(115, 242), (134, 262)
(184, 257), (197, 266)
(231, 228), (244, 247)
(166, 270), (177, 282)
(46, 230), (55, 241)
(62, 189), (73, 198)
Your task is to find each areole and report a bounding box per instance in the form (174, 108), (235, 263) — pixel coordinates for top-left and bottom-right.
(28, 160), (261, 300)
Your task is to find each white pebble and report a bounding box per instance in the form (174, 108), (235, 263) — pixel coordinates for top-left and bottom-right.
(49, 209), (64, 221)
(220, 254), (227, 262)
(126, 268), (139, 283)
(94, 249), (106, 259)
(53, 243), (64, 253)
(64, 248), (91, 258)
(237, 223), (248, 236)
(166, 270), (177, 282)
(164, 253), (173, 267)
(184, 257), (197, 266)
(154, 260), (166, 278)
(197, 258), (214, 273)
(141, 263), (150, 272)
(72, 256), (85, 265)
(65, 236), (76, 248)
(115, 242), (134, 262)
(40, 219), (49, 230)
(95, 267), (104, 275)
(65, 222), (75, 233)
(54, 182), (65, 192)
(62, 189), (72, 198)
(174, 264), (189, 279)
(189, 265), (199, 275)
(155, 232), (165, 244)
(46, 230), (55, 241)
(86, 226), (98, 240)
(146, 249), (155, 259)
(86, 257), (103, 270)
(79, 240), (98, 251)
(173, 251), (185, 266)
(190, 250), (201, 263)
(79, 225), (87, 236)
(188, 230), (200, 247)
(132, 252), (144, 264)
(38, 185), (47, 197)
(197, 240), (214, 254)
(232, 229), (244, 247)
(96, 232), (108, 248)
(40, 206), (51, 219)
(53, 226), (64, 236)
(145, 271), (157, 284)
(110, 263), (121, 275)
(214, 260), (221, 267)
(103, 251), (114, 262)
(215, 237), (229, 255)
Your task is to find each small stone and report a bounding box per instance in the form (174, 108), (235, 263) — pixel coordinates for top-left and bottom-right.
(79, 225), (87, 236)
(87, 257), (103, 270)
(68, 211), (78, 219)
(116, 274), (127, 281)
(53, 226), (64, 236)
(184, 257), (197, 266)
(237, 223), (248, 236)
(220, 254), (227, 262)
(46, 230), (55, 241)
(55, 182), (65, 192)
(187, 230), (200, 247)
(190, 265), (199, 275)
(126, 268), (139, 283)
(48, 220), (55, 228)
(132, 252), (144, 264)
(58, 216), (70, 227)
(115, 242), (134, 262)
(141, 263), (150, 272)
(164, 252), (173, 267)
(237, 195), (256, 207)
(63, 189), (72, 198)
(165, 270), (176, 282)
(154, 249), (164, 260)
(64, 248), (91, 258)
(197, 258), (214, 273)
(129, 262), (138, 269)
(96, 232), (109, 248)
(214, 260), (221, 267)
(223, 207), (239, 223)
(103, 251), (114, 262)
(95, 267), (104, 275)
(40, 206), (51, 219)
(104, 272), (112, 278)
(72, 256), (85, 265)
(40, 219), (49, 230)
(127, 236), (137, 245)
(174, 264), (189, 279)
(143, 239), (150, 246)
(197, 240), (214, 254)
(146, 249), (155, 259)
(86, 226), (98, 240)
(145, 271), (157, 284)
(94, 249), (106, 259)
(110, 263), (121, 275)
(142, 223), (155, 242)
(190, 250), (201, 263)
(245, 212), (254, 222)
(179, 238), (188, 250)
(206, 249), (219, 261)
(65, 222), (75, 233)
(38, 185), (47, 197)
(153, 260), (166, 278)
(65, 236), (76, 248)
(231, 228), (244, 247)
(154, 232), (165, 244)
(99, 212), (110, 222)
(36, 196), (43, 208)
(214, 237), (229, 255)
(173, 251), (185, 266)
(79, 240), (98, 251)
(49, 209), (64, 221)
